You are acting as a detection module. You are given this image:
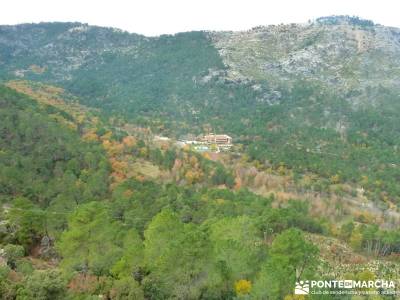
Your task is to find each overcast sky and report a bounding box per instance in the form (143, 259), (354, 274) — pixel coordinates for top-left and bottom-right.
(1, 0), (399, 36)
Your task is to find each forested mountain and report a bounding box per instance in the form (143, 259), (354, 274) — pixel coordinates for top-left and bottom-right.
(1, 16), (400, 299)
(0, 16), (399, 204)
(0, 84), (328, 299)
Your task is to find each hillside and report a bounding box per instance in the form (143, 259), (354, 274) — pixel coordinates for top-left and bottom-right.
(1, 16), (400, 299)
(0, 80), (398, 299)
(0, 84), (319, 299)
(0, 17), (399, 207)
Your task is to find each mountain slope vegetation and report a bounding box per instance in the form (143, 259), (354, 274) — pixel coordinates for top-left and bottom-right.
(1, 17), (399, 204)
(1, 16), (400, 299)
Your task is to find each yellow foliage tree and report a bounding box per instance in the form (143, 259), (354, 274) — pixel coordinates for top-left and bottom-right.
(100, 131), (113, 141)
(189, 155), (198, 167)
(349, 230), (363, 251)
(330, 174), (340, 184)
(185, 170), (196, 184)
(234, 279), (252, 296)
(102, 139), (112, 151)
(104, 141), (124, 156)
(83, 130), (99, 142)
(202, 152), (211, 160)
(277, 164), (287, 175)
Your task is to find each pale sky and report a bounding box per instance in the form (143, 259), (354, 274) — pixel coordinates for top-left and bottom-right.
(1, 0), (400, 36)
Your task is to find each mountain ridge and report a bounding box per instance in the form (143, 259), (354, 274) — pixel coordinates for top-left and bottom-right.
(0, 15), (392, 35)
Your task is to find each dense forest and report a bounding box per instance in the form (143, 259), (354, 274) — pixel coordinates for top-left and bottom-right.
(0, 86), (324, 299)
(1, 17), (400, 299)
(0, 21), (399, 206)
(1, 83), (400, 299)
